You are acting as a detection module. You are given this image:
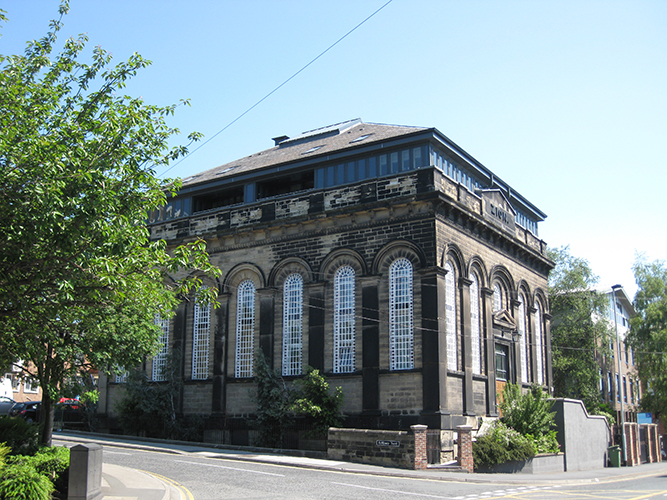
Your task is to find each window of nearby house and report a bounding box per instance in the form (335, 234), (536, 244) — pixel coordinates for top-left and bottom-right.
(495, 344), (509, 381)
(518, 293), (529, 383)
(192, 296), (211, 380)
(389, 258), (414, 371)
(445, 262), (458, 371)
(616, 374), (621, 403)
(623, 376), (628, 403)
(470, 272), (482, 375)
(282, 274), (303, 376)
(535, 302), (544, 385)
(235, 280), (256, 378)
(334, 266), (355, 373)
(23, 378), (39, 393)
(608, 372), (613, 401)
(152, 314), (170, 381)
(630, 379), (634, 404)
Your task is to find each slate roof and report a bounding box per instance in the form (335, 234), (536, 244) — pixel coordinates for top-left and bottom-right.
(180, 119), (428, 188)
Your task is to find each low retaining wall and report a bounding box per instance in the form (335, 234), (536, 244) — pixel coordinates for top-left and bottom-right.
(475, 453), (564, 474)
(328, 425), (428, 470)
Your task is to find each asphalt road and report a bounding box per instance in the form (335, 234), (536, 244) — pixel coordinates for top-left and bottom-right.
(80, 442), (667, 500)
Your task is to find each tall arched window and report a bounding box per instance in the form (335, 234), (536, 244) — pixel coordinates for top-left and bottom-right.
(235, 280), (256, 378)
(283, 273), (303, 376)
(192, 295), (211, 380)
(152, 314), (170, 381)
(493, 283), (503, 312)
(445, 261), (458, 371)
(535, 301), (544, 385)
(470, 272), (482, 375)
(517, 293), (529, 383)
(389, 258), (414, 371)
(334, 266), (355, 373)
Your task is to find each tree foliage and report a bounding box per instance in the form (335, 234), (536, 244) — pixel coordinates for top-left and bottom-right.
(292, 367), (344, 440)
(0, 3), (220, 446)
(548, 246), (611, 411)
(253, 351), (293, 448)
(627, 258), (667, 418)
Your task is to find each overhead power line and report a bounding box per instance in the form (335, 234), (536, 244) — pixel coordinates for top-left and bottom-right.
(160, 0), (394, 178)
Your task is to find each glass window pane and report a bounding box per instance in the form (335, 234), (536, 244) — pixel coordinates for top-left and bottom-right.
(379, 154), (388, 176)
(401, 150), (410, 171)
(390, 152), (399, 174)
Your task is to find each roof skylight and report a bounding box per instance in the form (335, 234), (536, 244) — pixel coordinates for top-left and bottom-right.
(350, 133), (373, 144)
(303, 145), (324, 154)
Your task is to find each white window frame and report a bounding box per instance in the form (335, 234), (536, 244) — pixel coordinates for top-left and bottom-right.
(389, 258), (414, 371)
(23, 378), (39, 393)
(282, 274), (303, 376)
(152, 314), (170, 381)
(235, 280), (256, 378)
(192, 297), (211, 380)
(470, 272), (482, 375)
(445, 262), (458, 371)
(333, 266), (356, 374)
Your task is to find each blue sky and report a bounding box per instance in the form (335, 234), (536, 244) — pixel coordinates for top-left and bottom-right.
(2, 1), (665, 298)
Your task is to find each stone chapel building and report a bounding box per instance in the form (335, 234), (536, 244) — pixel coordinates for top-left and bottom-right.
(99, 119), (554, 447)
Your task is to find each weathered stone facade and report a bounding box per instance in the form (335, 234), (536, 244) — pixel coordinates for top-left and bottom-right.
(100, 119), (553, 446)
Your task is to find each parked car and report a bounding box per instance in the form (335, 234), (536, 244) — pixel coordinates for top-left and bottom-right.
(54, 399), (86, 430)
(0, 396), (16, 415)
(10, 401), (40, 423)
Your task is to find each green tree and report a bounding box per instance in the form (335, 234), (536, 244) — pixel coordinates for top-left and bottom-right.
(0, 4), (220, 446)
(627, 258), (667, 418)
(548, 246), (611, 412)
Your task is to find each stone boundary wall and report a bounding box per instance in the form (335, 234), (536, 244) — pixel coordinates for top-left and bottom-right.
(328, 425), (428, 470)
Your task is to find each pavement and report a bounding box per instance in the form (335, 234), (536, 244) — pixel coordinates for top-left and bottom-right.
(53, 431), (667, 500)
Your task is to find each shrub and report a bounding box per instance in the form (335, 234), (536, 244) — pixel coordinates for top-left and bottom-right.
(0, 443), (9, 473)
(528, 430), (560, 454)
(8, 446), (70, 494)
(291, 367), (344, 440)
(473, 421), (535, 469)
(0, 417), (39, 456)
(253, 351), (292, 448)
(499, 383), (556, 437)
(0, 463), (54, 500)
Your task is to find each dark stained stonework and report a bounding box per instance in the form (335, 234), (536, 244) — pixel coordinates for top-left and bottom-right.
(99, 120), (554, 449)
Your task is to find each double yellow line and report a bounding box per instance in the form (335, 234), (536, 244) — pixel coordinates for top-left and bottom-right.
(140, 470), (195, 500)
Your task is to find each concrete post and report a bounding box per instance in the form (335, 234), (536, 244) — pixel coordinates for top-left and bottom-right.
(68, 444), (103, 500)
(411, 425), (428, 470)
(457, 425), (474, 473)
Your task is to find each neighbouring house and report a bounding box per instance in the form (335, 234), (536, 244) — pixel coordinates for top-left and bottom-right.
(598, 286), (640, 424)
(98, 119), (554, 452)
(4, 361), (42, 403)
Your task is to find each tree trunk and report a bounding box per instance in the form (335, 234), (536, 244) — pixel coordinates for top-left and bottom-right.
(39, 391), (55, 447)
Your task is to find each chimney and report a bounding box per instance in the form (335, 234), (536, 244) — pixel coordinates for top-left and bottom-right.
(272, 135), (289, 146)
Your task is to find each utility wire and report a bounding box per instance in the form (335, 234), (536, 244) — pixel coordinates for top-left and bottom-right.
(160, 0), (394, 178)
